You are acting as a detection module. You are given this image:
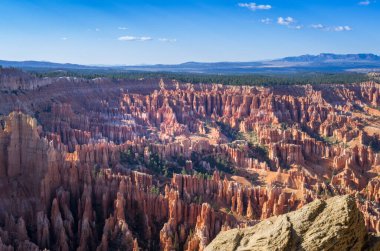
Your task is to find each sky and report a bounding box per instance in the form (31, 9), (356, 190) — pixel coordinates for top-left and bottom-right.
(0, 0), (379, 65)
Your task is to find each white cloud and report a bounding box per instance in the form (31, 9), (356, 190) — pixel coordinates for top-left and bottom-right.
(276, 17), (302, 30)
(310, 24), (352, 32)
(158, 38), (177, 43)
(95, 28), (100, 32)
(118, 36), (153, 41)
(311, 24), (325, 29)
(333, 26), (352, 32)
(277, 17), (295, 26)
(61, 37), (68, 41)
(238, 2), (272, 11)
(359, 0), (371, 5)
(260, 18), (272, 24)
(118, 27), (128, 30)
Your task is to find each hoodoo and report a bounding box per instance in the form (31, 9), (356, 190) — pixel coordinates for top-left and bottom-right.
(0, 71), (380, 250)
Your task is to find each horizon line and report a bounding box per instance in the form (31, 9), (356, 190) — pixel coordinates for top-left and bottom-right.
(1, 52), (380, 68)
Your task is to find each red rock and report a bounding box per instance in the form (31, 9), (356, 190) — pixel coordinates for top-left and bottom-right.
(1, 75), (380, 250)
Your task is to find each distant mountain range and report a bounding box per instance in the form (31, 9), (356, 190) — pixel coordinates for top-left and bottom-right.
(0, 60), (98, 70)
(1, 53), (380, 74)
(281, 53), (380, 62)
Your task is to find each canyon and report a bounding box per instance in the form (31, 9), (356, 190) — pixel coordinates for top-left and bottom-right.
(0, 69), (380, 250)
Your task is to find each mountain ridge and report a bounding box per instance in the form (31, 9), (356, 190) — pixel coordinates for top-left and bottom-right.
(1, 53), (380, 73)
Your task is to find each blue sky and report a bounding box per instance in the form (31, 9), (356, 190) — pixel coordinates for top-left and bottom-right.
(0, 0), (379, 65)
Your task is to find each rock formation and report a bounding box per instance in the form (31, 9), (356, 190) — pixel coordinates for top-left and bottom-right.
(206, 195), (377, 251)
(0, 69), (380, 250)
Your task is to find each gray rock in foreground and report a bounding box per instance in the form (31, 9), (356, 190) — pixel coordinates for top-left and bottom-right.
(206, 195), (380, 251)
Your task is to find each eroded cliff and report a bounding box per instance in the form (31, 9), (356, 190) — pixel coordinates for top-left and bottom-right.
(0, 70), (380, 250)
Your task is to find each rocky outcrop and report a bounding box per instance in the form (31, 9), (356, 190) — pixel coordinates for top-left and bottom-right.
(206, 195), (374, 251)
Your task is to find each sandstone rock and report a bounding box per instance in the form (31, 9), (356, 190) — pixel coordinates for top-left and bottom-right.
(206, 195), (368, 251)
(1, 73), (380, 250)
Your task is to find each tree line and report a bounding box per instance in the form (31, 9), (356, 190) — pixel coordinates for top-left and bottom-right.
(24, 68), (373, 86)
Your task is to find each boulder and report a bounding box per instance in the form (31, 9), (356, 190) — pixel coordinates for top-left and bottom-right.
(206, 195), (375, 251)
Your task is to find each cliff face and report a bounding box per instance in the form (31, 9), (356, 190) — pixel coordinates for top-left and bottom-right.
(1, 72), (380, 250)
(0, 68), (56, 91)
(206, 195), (375, 251)
(0, 112), (62, 214)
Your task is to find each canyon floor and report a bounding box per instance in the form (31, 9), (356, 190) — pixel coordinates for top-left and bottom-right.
(1, 68), (380, 250)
